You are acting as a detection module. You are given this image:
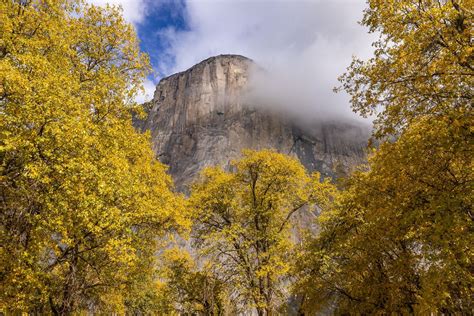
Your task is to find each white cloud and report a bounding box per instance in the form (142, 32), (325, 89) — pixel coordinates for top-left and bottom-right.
(87, 0), (149, 24)
(159, 0), (377, 121)
(135, 78), (157, 104)
(87, 0), (377, 117)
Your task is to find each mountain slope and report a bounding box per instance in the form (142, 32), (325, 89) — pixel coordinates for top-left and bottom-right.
(136, 54), (369, 190)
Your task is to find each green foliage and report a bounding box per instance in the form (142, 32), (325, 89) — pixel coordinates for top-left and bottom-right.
(190, 150), (336, 315)
(0, 0), (188, 313)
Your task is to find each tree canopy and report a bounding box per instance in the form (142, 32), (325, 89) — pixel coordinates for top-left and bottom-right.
(295, 117), (472, 313)
(339, 0), (472, 138)
(157, 247), (231, 315)
(1, 0), (187, 313)
(1, 0), (472, 314)
(296, 0), (473, 314)
(190, 150), (336, 315)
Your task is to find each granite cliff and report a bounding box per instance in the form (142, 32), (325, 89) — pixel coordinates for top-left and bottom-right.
(136, 54), (369, 190)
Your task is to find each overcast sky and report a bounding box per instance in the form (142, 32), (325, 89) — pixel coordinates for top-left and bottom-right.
(89, 0), (376, 120)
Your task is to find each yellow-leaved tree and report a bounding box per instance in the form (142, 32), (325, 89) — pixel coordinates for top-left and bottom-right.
(295, 117), (472, 313)
(0, 0), (187, 314)
(190, 150), (336, 315)
(339, 0), (472, 138)
(157, 247), (232, 315)
(295, 0), (473, 314)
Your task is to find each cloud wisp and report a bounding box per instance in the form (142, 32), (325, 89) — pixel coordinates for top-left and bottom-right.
(87, 0), (150, 24)
(155, 0), (376, 121)
(88, 0), (376, 120)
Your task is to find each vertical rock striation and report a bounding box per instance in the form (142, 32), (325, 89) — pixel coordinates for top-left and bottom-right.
(136, 54), (369, 190)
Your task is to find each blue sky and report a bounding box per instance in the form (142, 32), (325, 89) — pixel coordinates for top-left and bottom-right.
(135, 1), (188, 79)
(89, 0), (375, 119)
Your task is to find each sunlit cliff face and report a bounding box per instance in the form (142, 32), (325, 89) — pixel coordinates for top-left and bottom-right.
(136, 55), (370, 191)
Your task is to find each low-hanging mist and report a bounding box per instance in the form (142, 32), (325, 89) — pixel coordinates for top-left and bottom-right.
(88, 0), (378, 118)
(154, 0), (377, 121)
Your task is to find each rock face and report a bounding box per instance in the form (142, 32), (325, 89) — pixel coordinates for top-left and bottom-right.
(136, 54), (369, 190)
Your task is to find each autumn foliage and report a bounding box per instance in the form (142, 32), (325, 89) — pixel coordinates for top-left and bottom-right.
(296, 0), (473, 314)
(189, 150), (336, 314)
(1, 0), (472, 315)
(1, 0), (187, 313)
